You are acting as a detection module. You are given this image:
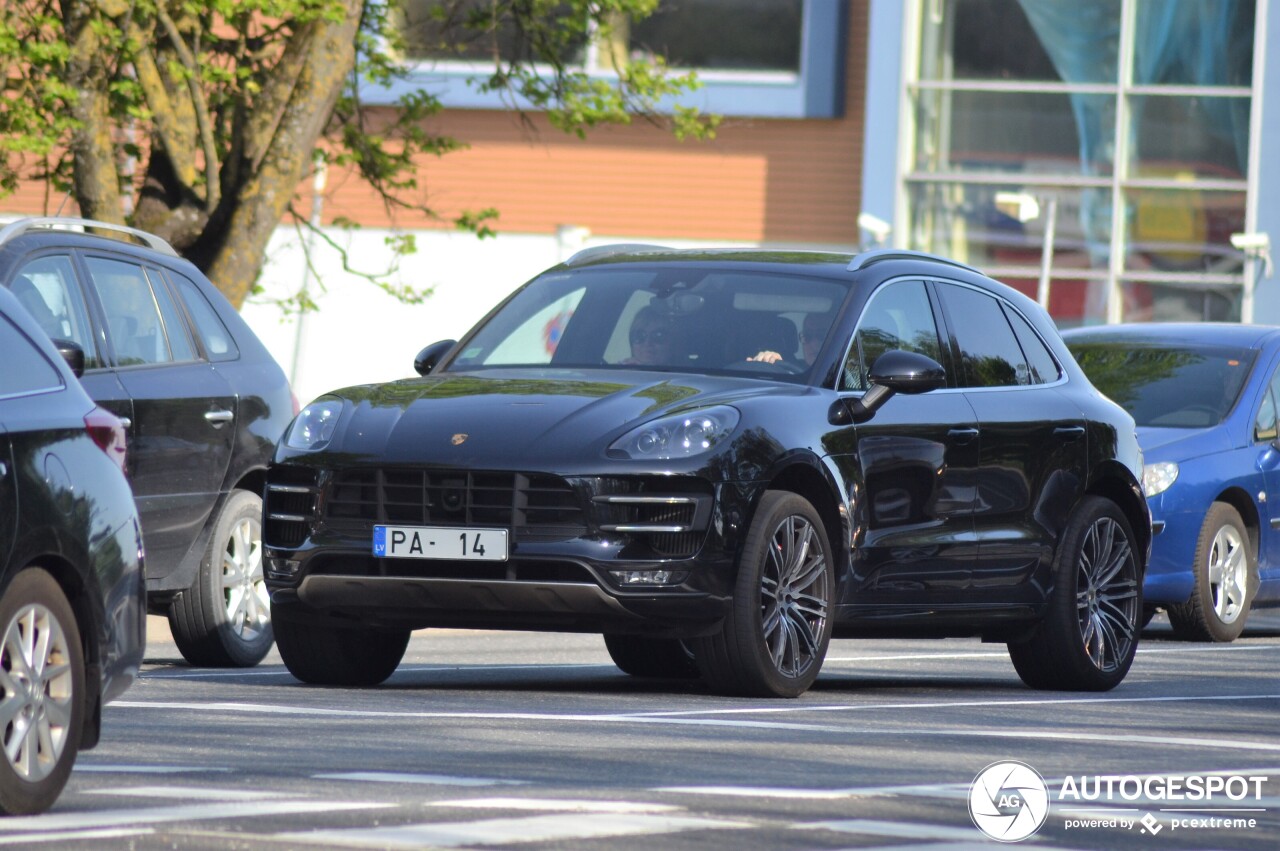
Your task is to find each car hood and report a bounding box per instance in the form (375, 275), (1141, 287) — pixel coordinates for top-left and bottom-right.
(322, 369), (802, 467)
(1135, 425), (1232, 460)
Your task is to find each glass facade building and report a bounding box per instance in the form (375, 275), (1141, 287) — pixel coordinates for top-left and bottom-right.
(868, 0), (1269, 327)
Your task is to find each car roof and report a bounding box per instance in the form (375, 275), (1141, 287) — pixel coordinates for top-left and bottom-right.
(1061, 322), (1280, 349)
(559, 245), (984, 278)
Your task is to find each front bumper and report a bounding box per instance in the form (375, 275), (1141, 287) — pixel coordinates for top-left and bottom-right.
(263, 464), (755, 636)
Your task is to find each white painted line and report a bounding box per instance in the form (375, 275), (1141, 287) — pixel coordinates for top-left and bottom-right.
(74, 764), (230, 774)
(315, 772), (527, 787)
(914, 728), (1280, 753)
(430, 798), (680, 813)
(655, 785), (852, 800)
(279, 813), (750, 848)
(799, 818), (984, 841)
(89, 786), (295, 801)
(0, 801), (391, 832)
(826, 644), (1280, 663)
(0, 828), (154, 846)
(142, 663), (614, 680)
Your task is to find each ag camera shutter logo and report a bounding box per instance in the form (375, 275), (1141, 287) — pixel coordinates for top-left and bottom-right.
(969, 761), (1050, 842)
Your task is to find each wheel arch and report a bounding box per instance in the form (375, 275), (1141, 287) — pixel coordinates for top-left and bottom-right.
(765, 457), (848, 574)
(1086, 466), (1151, 573)
(1212, 486), (1260, 558)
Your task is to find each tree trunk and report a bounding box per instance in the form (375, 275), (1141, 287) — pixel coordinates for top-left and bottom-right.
(63, 0), (122, 222)
(203, 3), (363, 309)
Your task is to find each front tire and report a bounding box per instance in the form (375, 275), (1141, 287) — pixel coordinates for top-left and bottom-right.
(1008, 496), (1141, 691)
(273, 607), (410, 686)
(0, 569), (85, 815)
(1168, 503), (1254, 642)
(693, 491), (834, 698)
(169, 490), (274, 667)
(603, 635), (699, 678)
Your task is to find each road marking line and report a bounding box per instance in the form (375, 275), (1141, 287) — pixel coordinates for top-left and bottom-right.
(0, 828), (156, 846)
(826, 644), (1280, 663)
(278, 813), (750, 848)
(430, 798), (681, 813)
(0, 801), (391, 832)
(141, 663), (614, 680)
(799, 818), (984, 841)
(912, 728), (1280, 753)
(74, 764), (230, 774)
(89, 786), (295, 800)
(656, 785), (853, 800)
(315, 772), (527, 787)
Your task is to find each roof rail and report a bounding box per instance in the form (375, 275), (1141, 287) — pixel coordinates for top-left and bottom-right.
(846, 248), (980, 274)
(0, 217), (179, 257)
(565, 243), (671, 266)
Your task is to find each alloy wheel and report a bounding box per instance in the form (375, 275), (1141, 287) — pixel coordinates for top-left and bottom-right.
(1207, 525), (1247, 624)
(759, 515), (830, 679)
(221, 517), (269, 642)
(1075, 516), (1139, 673)
(0, 604), (74, 782)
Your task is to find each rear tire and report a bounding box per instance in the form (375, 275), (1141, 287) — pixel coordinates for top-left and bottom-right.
(603, 635), (699, 678)
(273, 607), (410, 686)
(1008, 496), (1141, 691)
(169, 490), (273, 667)
(1168, 503), (1254, 642)
(693, 491), (834, 698)
(0, 569), (85, 815)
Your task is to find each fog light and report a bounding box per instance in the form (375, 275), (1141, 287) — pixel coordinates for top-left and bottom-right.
(266, 557), (300, 581)
(609, 569), (688, 586)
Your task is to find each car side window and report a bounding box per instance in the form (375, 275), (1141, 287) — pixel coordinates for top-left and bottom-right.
(938, 284), (1029, 388)
(170, 271), (239, 361)
(85, 256), (197, 366)
(9, 255), (100, 370)
(841, 279), (942, 391)
(1254, 367), (1280, 442)
(0, 313), (63, 398)
(1003, 304), (1061, 384)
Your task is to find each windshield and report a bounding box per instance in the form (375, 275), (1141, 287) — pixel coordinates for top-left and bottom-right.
(449, 266), (849, 383)
(1068, 341), (1257, 428)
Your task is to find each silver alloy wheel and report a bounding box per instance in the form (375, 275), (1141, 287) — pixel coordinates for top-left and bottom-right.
(1207, 524), (1247, 624)
(220, 516), (269, 641)
(0, 604), (74, 782)
(759, 515), (830, 678)
(1076, 516), (1139, 673)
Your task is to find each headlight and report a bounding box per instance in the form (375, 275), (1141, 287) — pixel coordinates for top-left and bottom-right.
(284, 398), (343, 451)
(1142, 461), (1178, 497)
(610, 406), (740, 460)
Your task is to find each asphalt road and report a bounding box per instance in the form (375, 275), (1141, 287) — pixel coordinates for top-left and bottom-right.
(4, 613), (1278, 850)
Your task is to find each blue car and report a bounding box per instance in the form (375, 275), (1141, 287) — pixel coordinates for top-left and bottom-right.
(1064, 323), (1280, 641)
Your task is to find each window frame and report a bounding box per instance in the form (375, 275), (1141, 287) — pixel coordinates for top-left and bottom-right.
(369, 0), (848, 119)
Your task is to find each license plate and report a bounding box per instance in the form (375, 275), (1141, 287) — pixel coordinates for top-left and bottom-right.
(373, 525), (508, 561)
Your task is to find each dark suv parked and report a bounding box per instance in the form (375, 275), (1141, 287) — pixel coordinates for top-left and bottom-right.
(266, 246), (1151, 697)
(0, 217), (294, 667)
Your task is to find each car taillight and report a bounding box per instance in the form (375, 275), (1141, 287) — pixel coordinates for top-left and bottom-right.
(84, 406), (127, 473)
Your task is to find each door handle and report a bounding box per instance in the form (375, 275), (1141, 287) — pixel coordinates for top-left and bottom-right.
(947, 427), (979, 444)
(204, 409), (235, 428)
(1054, 425), (1086, 441)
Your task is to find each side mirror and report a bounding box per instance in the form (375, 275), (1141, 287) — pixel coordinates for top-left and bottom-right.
(413, 340), (456, 376)
(842, 350), (946, 423)
(52, 338), (85, 378)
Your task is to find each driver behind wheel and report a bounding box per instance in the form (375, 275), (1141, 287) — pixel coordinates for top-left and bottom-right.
(748, 312), (830, 366)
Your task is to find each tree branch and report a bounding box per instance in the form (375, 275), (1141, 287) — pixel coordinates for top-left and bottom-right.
(153, 1), (220, 211)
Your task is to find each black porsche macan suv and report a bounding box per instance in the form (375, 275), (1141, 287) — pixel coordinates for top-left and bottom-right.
(0, 217), (294, 667)
(265, 246), (1150, 697)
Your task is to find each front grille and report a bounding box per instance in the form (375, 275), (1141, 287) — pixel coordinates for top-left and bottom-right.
(325, 469), (586, 542)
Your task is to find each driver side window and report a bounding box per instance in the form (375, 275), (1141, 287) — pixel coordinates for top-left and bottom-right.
(841, 280), (942, 391)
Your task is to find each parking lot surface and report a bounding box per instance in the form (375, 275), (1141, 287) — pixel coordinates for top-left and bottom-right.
(2, 614), (1277, 849)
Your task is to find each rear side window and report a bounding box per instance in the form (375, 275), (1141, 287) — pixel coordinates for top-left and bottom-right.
(938, 284), (1030, 388)
(8, 255), (100, 370)
(0, 313), (62, 398)
(1003, 305), (1061, 384)
(170, 271), (239, 361)
(85, 256), (197, 366)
